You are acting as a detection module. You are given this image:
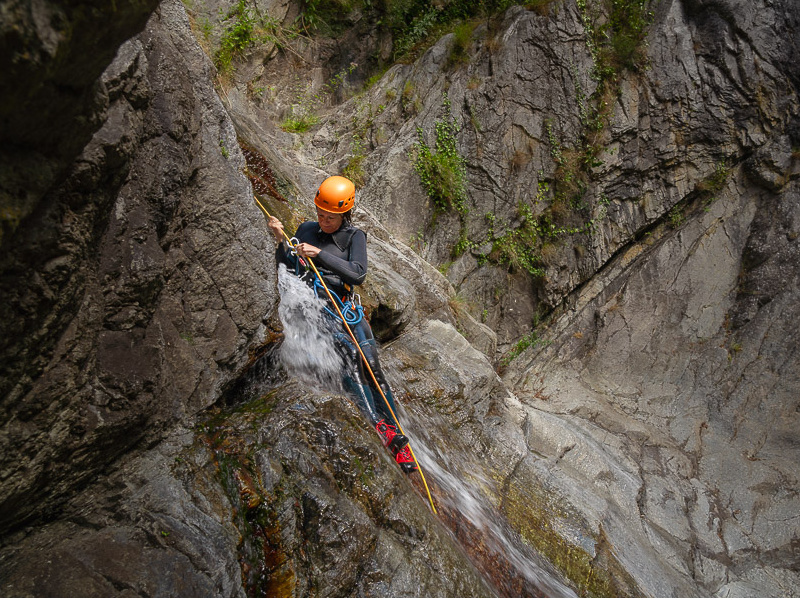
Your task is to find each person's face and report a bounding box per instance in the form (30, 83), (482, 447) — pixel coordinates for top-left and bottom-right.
(317, 208), (344, 234)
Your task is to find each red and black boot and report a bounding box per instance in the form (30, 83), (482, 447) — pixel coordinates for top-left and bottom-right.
(375, 419), (409, 454)
(395, 446), (418, 473)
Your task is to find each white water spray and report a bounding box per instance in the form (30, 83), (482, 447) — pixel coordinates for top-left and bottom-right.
(276, 265), (344, 392)
(400, 407), (577, 598)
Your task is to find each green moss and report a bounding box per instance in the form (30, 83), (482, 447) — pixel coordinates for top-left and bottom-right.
(198, 397), (297, 597)
(502, 478), (641, 597)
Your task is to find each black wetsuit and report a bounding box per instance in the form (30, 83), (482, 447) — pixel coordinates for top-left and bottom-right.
(276, 221), (402, 429)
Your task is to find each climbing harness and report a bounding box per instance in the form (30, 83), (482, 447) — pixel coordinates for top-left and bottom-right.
(312, 277), (364, 326)
(288, 237), (364, 325)
(254, 194), (437, 514)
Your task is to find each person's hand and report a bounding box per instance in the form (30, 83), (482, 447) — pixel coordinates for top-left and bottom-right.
(267, 216), (284, 240)
(295, 242), (321, 258)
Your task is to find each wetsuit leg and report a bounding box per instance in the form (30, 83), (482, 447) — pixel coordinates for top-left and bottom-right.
(351, 319), (401, 428)
(332, 315), (412, 463)
(333, 330), (384, 426)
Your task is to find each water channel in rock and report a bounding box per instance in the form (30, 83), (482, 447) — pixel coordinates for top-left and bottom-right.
(273, 265), (576, 596)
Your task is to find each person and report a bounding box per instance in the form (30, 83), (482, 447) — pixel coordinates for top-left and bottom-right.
(267, 175), (417, 473)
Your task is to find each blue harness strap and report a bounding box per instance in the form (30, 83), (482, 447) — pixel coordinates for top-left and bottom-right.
(287, 238), (363, 326)
(312, 275), (364, 326)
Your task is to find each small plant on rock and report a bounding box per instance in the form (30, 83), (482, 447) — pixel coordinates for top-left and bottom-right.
(280, 63), (357, 133)
(409, 95), (468, 216)
(215, 0), (258, 74)
(500, 330), (549, 367)
(668, 205), (683, 229)
(448, 21), (476, 67)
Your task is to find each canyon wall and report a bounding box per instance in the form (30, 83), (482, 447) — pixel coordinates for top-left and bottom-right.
(1, 0), (798, 596)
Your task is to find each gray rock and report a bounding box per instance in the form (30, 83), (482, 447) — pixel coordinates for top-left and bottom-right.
(2, 0), (799, 596)
(0, 0), (275, 533)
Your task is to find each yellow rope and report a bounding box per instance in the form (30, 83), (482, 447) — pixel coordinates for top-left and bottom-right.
(254, 195), (437, 514)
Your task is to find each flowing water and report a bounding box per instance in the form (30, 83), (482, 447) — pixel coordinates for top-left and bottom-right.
(276, 265), (345, 393)
(275, 264), (575, 597)
(400, 407), (577, 597)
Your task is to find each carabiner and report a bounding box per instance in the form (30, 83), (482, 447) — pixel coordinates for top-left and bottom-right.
(288, 237), (308, 269)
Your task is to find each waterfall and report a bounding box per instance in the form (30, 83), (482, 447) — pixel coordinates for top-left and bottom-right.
(276, 264), (345, 393)
(400, 406), (577, 598)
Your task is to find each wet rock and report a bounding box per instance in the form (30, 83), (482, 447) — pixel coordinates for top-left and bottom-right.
(0, 431), (244, 597)
(200, 379), (496, 598)
(0, 0), (161, 246)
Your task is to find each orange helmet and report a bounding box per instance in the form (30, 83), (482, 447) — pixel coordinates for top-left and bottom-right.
(314, 175), (355, 213)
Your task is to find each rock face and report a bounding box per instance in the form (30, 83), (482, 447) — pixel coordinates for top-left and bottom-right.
(0, 0), (162, 246)
(504, 179), (800, 597)
(201, 373), (498, 598)
(0, 0), (273, 538)
(1, 0), (799, 597)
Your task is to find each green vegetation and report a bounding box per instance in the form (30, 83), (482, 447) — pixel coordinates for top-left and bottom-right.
(493, 203), (546, 278)
(280, 108), (319, 134)
(342, 134), (367, 186)
(213, 0), (298, 75)
(280, 63), (357, 133)
(240, 0), (655, 284)
(457, 176), (606, 279)
(410, 95), (468, 216)
(457, 0), (655, 275)
(577, 0), (655, 81)
(668, 204), (683, 229)
(215, 1), (259, 74)
(290, 0), (557, 64)
(600, 0), (655, 75)
(342, 96), (385, 186)
(385, 0), (559, 62)
(447, 21), (478, 67)
(500, 330), (550, 366)
(392, 4), (441, 60)
(401, 80), (420, 115)
(296, 0), (365, 35)
(696, 161), (730, 195)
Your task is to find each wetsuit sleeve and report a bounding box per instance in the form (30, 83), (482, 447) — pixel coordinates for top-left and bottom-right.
(315, 229), (367, 286)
